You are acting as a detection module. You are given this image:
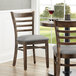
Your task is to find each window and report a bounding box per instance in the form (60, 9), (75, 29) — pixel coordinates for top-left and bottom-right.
(65, 0), (76, 19)
(40, 0), (76, 44)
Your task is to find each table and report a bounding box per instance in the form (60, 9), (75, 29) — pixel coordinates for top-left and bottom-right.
(41, 21), (71, 76)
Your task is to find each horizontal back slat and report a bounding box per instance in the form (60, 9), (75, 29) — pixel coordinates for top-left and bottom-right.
(14, 12), (33, 18)
(16, 20), (32, 22)
(58, 36), (76, 39)
(17, 29), (33, 32)
(56, 21), (76, 27)
(16, 24), (32, 27)
(57, 30), (76, 33)
(59, 42), (76, 45)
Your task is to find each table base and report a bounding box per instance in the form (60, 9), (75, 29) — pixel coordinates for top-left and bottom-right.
(48, 71), (72, 76)
(63, 71), (72, 75)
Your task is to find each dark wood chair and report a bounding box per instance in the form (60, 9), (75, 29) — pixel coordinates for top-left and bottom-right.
(11, 11), (49, 70)
(53, 20), (76, 76)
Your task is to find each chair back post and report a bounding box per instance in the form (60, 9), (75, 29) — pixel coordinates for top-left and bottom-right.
(11, 12), (17, 42)
(54, 20), (61, 61)
(32, 11), (34, 35)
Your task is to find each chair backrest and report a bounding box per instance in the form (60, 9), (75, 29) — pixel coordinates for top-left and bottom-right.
(54, 20), (76, 45)
(11, 11), (34, 39)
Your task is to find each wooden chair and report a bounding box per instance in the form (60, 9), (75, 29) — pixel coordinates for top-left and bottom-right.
(53, 20), (76, 76)
(11, 11), (49, 70)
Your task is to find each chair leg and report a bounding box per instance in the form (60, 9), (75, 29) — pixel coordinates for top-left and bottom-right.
(33, 44), (36, 64)
(56, 59), (60, 76)
(45, 40), (49, 68)
(13, 43), (18, 66)
(54, 55), (56, 76)
(23, 43), (27, 70)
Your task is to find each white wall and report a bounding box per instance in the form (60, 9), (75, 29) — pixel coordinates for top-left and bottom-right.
(0, 0), (31, 10)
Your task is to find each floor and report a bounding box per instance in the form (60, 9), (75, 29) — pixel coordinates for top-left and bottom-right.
(0, 56), (76, 76)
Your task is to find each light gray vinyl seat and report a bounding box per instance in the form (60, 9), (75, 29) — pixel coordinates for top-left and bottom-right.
(17, 35), (49, 42)
(53, 45), (76, 55)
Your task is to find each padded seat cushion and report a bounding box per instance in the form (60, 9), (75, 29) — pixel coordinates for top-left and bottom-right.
(17, 35), (48, 42)
(53, 45), (76, 55)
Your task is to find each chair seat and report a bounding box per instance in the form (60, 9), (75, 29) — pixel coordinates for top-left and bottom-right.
(53, 45), (76, 58)
(17, 35), (48, 42)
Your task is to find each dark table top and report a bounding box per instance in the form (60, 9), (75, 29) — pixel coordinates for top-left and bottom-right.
(41, 20), (76, 27)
